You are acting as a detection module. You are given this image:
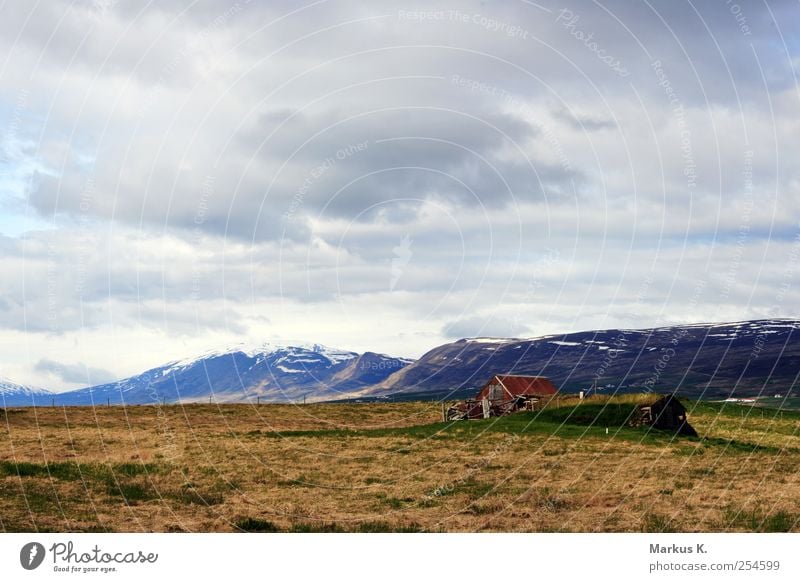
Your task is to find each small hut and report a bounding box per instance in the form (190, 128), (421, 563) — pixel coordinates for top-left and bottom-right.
(630, 394), (697, 436)
(445, 374), (558, 420)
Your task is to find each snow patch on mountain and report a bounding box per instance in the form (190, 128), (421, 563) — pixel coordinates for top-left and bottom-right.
(0, 377), (52, 405)
(160, 342), (358, 375)
(0, 377), (50, 396)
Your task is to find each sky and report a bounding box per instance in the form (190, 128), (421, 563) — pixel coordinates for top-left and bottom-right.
(0, 0), (798, 391)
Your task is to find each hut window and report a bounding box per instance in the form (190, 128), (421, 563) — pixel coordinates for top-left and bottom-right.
(490, 384), (503, 400)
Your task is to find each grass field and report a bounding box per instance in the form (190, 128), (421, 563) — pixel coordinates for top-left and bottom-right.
(748, 396), (800, 411)
(1, 395), (799, 532)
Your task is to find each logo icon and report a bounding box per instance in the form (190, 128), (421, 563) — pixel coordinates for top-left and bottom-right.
(20, 542), (46, 570)
(390, 234), (413, 291)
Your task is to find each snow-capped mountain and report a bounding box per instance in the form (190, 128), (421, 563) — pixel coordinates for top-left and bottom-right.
(7, 320), (800, 406)
(0, 377), (52, 406)
(52, 343), (412, 405)
(363, 319), (800, 399)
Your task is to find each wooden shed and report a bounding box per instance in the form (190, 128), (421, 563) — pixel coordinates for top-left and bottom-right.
(630, 394), (697, 436)
(475, 375), (558, 402)
(445, 374), (558, 420)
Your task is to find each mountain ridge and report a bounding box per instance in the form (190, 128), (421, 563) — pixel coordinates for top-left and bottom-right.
(48, 343), (411, 405)
(359, 319), (800, 400)
(3, 319), (799, 405)
(0, 377), (52, 406)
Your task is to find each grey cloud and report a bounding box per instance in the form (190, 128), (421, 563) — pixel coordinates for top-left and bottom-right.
(240, 106), (548, 216)
(12, 0), (795, 243)
(34, 358), (117, 386)
(442, 315), (532, 339)
(553, 107), (616, 132)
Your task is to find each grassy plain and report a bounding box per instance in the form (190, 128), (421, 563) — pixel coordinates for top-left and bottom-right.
(1, 395), (799, 532)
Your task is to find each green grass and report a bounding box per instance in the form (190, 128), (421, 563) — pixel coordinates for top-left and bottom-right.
(689, 400), (800, 419)
(0, 461), (77, 479)
(642, 513), (677, 533)
(534, 402), (640, 426)
(170, 486), (224, 506)
(288, 522), (346, 532)
(0, 460), (164, 481)
(256, 402), (685, 444)
(429, 477), (496, 499)
(0, 460), (177, 506)
(260, 412), (657, 440)
(532, 487), (570, 512)
(0, 482), (63, 515)
(235, 517), (281, 532)
(253, 395), (800, 456)
(107, 482), (159, 503)
(114, 463), (157, 477)
(699, 437), (786, 454)
(382, 496), (409, 509)
(721, 507), (798, 532)
(80, 524), (116, 533)
(354, 521), (422, 532)
(234, 518), (422, 533)
(745, 396), (800, 412)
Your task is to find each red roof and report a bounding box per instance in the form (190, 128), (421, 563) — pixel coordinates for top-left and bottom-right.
(476, 374), (558, 401)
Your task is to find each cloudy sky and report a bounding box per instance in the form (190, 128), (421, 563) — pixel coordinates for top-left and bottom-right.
(1, 0), (798, 391)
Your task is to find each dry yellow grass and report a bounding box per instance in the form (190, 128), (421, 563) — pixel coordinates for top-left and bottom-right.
(1, 399), (798, 532)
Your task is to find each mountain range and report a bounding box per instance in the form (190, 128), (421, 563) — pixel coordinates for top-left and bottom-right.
(50, 344), (411, 406)
(0, 377), (51, 407)
(2, 320), (799, 406)
(360, 319), (800, 400)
